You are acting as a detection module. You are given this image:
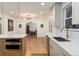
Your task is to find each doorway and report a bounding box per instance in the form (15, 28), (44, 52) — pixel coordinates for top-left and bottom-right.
(26, 22), (37, 37)
(26, 25), (30, 34)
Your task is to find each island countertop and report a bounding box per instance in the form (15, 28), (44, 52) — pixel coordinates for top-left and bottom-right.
(0, 34), (28, 39)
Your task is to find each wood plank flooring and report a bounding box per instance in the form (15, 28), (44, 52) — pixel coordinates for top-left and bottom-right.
(25, 36), (48, 56)
(0, 36), (48, 56)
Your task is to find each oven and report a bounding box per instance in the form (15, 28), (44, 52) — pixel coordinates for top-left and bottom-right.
(5, 39), (22, 49)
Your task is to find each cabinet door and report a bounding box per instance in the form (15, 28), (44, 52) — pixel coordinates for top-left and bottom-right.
(72, 2), (79, 24)
(22, 38), (26, 56)
(50, 38), (60, 56)
(57, 46), (70, 56)
(50, 38), (70, 56)
(50, 44), (60, 56)
(2, 50), (22, 56)
(0, 39), (5, 56)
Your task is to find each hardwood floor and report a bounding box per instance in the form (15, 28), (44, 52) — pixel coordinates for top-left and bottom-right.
(25, 36), (48, 56)
(0, 36), (48, 56)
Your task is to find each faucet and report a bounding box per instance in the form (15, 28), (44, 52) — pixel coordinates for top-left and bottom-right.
(66, 27), (69, 39)
(60, 27), (64, 32)
(60, 26), (69, 40)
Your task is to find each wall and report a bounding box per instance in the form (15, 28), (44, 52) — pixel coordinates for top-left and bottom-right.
(55, 3), (62, 28)
(0, 13), (17, 35)
(49, 3), (63, 37)
(48, 6), (55, 33)
(3, 14), (16, 35)
(18, 17), (49, 38)
(50, 2), (72, 39)
(25, 18), (49, 38)
(50, 2), (79, 41)
(0, 11), (49, 37)
(36, 19), (49, 38)
(0, 13), (3, 35)
(61, 2), (79, 41)
(0, 13), (24, 35)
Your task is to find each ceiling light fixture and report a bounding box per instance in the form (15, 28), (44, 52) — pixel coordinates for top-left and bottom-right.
(41, 2), (45, 6)
(40, 11), (43, 14)
(10, 11), (14, 14)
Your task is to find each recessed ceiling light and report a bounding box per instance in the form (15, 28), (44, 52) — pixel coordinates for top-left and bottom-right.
(41, 2), (45, 6)
(40, 11), (43, 14)
(10, 11), (14, 14)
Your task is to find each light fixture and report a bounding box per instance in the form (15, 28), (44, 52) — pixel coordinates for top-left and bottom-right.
(41, 2), (45, 6)
(40, 11), (43, 14)
(10, 11), (14, 14)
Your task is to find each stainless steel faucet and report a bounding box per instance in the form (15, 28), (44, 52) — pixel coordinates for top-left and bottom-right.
(60, 27), (64, 32)
(60, 26), (69, 39)
(66, 27), (69, 39)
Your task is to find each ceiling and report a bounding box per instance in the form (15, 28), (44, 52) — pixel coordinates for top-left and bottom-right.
(0, 2), (55, 19)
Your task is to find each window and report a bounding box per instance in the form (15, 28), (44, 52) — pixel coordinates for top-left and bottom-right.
(66, 5), (72, 18)
(64, 3), (72, 29)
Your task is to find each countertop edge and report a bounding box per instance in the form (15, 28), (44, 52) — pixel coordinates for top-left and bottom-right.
(46, 33), (71, 56)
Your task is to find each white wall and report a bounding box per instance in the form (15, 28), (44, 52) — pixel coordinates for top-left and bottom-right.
(49, 3), (63, 37)
(0, 13), (4, 35)
(3, 14), (16, 34)
(55, 3), (62, 28)
(25, 18), (49, 38)
(36, 19), (49, 37)
(0, 13), (24, 35)
(16, 17), (49, 38)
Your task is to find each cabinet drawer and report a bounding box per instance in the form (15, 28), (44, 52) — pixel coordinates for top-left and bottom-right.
(0, 40), (5, 43)
(2, 50), (22, 56)
(0, 40), (5, 50)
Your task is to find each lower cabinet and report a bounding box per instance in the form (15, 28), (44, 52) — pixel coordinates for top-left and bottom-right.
(49, 38), (70, 56)
(0, 39), (5, 56)
(22, 38), (26, 56)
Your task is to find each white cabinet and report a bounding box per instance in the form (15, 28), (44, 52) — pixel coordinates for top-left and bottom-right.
(49, 38), (70, 56)
(0, 39), (5, 56)
(50, 38), (60, 56)
(72, 2), (79, 24)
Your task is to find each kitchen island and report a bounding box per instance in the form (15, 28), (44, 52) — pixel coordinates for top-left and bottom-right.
(0, 34), (27, 56)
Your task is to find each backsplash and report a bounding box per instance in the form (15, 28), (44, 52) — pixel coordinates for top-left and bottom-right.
(61, 30), (79, 41)
(53, 26), (79, 41)
(69, 31), (79, 40)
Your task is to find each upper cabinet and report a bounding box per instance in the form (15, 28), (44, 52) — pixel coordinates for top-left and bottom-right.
(72, 2), (79, 24)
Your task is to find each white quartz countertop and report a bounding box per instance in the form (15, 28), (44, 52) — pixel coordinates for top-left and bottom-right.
(46, 32), (79, 56)
(0, 34), (28, 39)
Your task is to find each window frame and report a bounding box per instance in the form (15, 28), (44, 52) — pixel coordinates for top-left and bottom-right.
(63, 3), (72, 29)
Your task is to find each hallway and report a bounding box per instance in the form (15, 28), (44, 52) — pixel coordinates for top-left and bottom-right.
(25, 36), (48, 56)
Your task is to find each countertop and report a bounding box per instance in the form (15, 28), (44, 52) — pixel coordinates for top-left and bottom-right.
(0, 34), (28, 39)
(46, 32), (79, 56)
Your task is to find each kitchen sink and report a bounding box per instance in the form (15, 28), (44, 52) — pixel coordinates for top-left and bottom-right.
(53, 37), (70, 42)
